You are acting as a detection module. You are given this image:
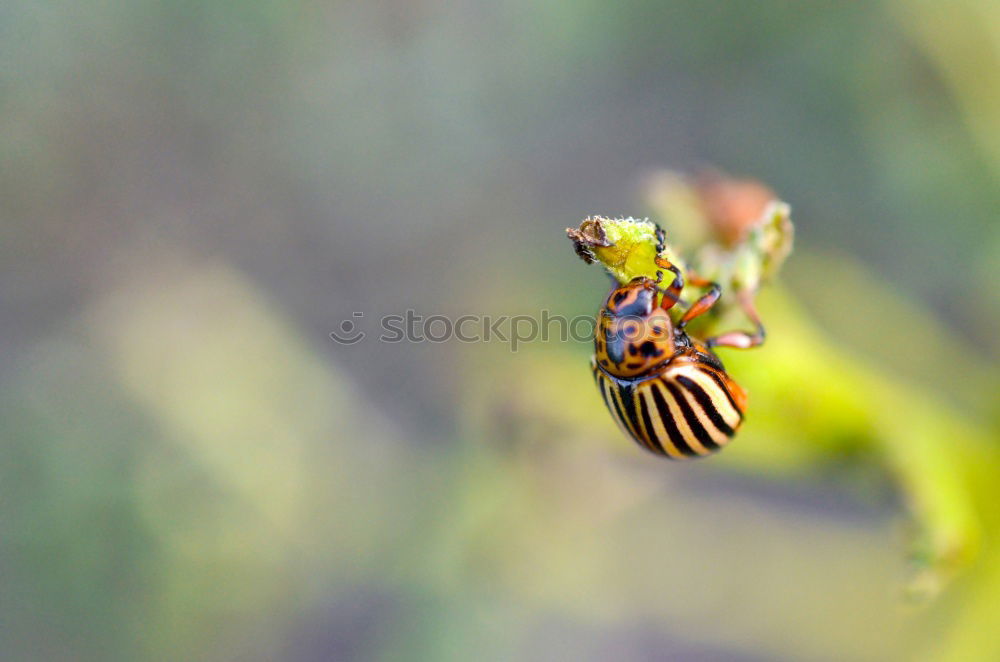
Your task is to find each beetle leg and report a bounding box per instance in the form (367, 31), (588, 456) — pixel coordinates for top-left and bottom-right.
(678, 275), (721, 329)
(653, 225), (684, 309)
(655, 261), (684, 310)
(706, 291), (766, 349)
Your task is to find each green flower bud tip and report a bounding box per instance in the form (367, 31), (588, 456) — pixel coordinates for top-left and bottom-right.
(566, 216), (684, 286)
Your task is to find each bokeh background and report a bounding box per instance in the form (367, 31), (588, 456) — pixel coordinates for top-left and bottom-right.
(2, 1), (998, 660)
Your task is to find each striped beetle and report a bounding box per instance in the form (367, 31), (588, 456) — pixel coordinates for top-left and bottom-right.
(591, 227), (764, 459)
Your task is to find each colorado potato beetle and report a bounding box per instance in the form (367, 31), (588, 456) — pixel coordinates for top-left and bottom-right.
(591, 228), (764, 459)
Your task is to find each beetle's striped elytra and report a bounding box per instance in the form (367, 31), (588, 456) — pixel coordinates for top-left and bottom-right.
(591, 353), (746, 459)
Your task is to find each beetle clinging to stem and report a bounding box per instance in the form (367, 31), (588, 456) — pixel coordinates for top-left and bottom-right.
(568, 199), (790, 459)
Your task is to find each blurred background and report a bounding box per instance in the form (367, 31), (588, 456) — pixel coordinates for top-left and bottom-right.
(1, 1), (998, 660)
